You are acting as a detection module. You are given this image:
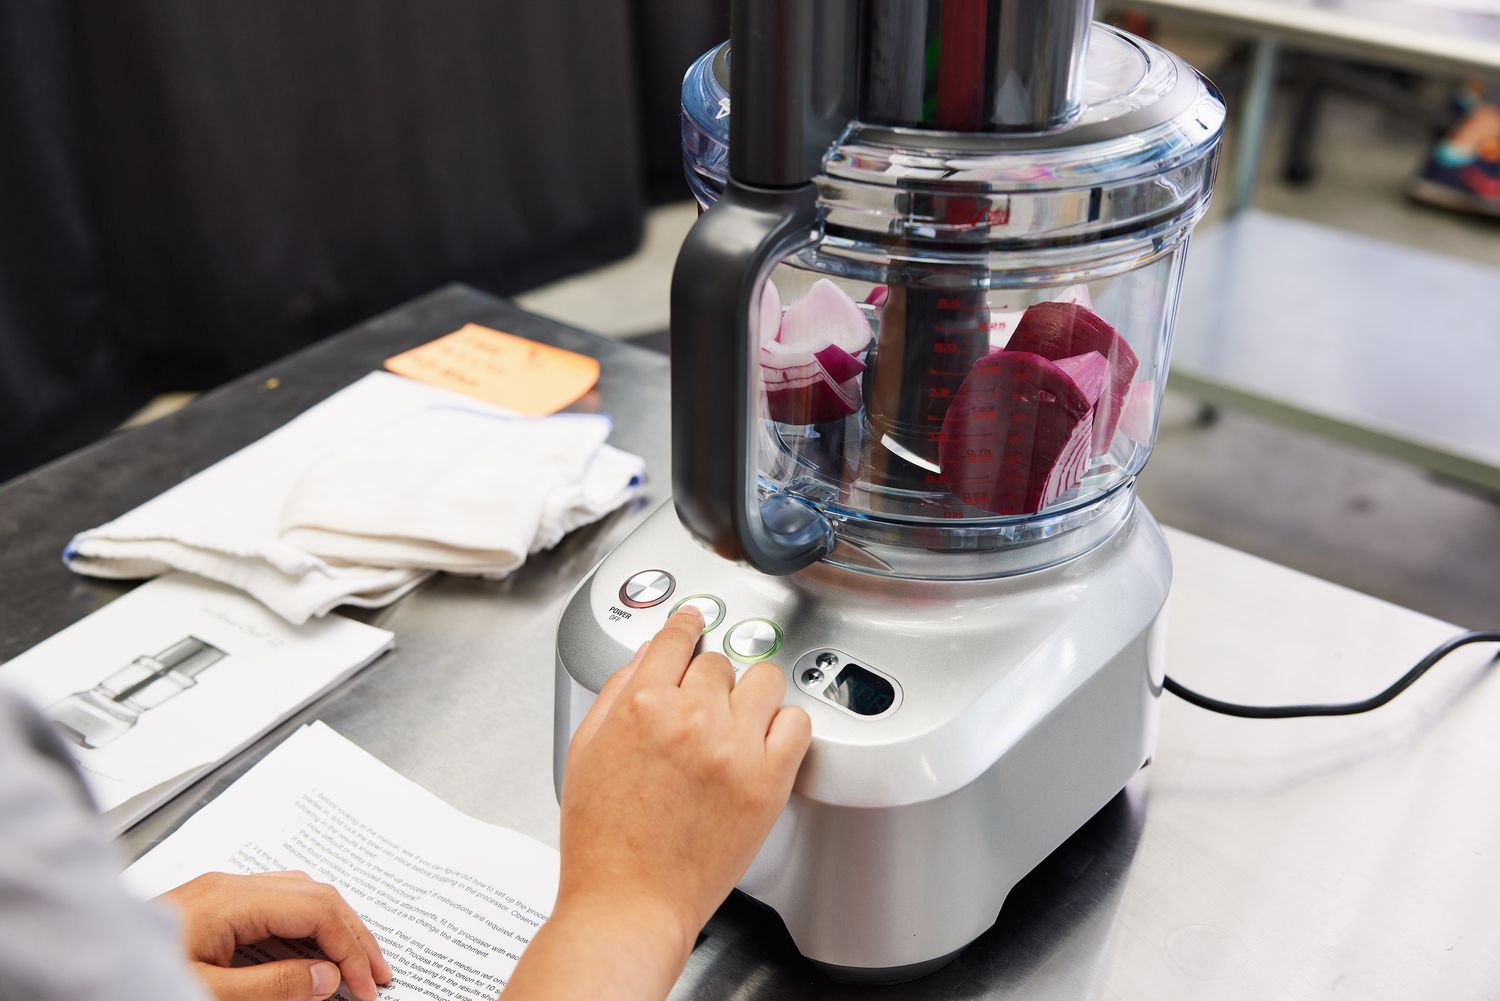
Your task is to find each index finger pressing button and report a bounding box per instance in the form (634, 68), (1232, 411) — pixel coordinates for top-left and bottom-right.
(670, 594), (726, 633)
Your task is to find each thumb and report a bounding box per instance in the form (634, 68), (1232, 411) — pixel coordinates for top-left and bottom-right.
(197, 959), (345, 1001)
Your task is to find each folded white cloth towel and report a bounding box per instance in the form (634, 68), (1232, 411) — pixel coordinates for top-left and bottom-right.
(66, 372), (643, 624)
(279, 406), (643, 576)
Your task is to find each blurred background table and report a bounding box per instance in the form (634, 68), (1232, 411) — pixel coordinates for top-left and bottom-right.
(1168, 209), (1500, 493)
(1095, 0), (1500, 496)
(1, 285), (1495, 999)
(1104, 0), (1500, 210)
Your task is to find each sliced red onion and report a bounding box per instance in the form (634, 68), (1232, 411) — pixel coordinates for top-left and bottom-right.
(763, 343), (864, 425)
(1039, 411), (1096, 510)
(760, 280), (871, 424)
(813, 343), (866, 383)
(1005, 302), (1139, 458)
(1052, 351), (1110, 407)
(938, 351), (1094, 516)
(759, 280), (782, 346)
(776, 278), (873, 354)
(1118, 379), (1157, 442)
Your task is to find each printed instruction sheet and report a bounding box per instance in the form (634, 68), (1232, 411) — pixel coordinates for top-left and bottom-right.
(124, 722), (561, 1001)
(0, 573), (393, 832)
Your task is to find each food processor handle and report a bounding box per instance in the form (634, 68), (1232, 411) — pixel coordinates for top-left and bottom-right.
(672, 181), (831, 573)
(669, 0), (856, 573)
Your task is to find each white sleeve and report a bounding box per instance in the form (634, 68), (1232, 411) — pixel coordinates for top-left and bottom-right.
(0, 689), (209, 1001)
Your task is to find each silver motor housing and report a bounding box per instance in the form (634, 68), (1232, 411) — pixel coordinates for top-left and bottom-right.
(554, 499), (1169, 981)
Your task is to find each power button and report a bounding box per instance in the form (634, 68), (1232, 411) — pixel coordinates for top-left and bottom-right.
(620, 570), (675, 609)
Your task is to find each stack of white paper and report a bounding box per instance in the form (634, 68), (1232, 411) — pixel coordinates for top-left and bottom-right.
(124, 723), (562, 1001)
(0, 573), (393, 833)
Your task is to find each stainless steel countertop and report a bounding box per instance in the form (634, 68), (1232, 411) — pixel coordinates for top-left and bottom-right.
(2, 284), (1496, 999)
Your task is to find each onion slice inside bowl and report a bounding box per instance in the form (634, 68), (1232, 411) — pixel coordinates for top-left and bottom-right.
(760, 280), (872, 425)
(1005, 302), (1138, 457)
(1118, 379), (1157, 443)
(776, 278), (873, 354)
(759, 280), (783, 346)
(763, 343), (865, 424)
(938, 351), (1094, 516)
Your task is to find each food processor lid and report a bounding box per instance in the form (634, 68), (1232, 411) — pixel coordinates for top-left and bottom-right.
(853, 20), (1214, 150)
(680, 42), (732, 206)
(683, 22), (1225, 229)
(834, 24), (1223, 185)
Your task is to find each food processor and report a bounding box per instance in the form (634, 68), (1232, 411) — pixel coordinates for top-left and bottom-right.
(556, 0), (1223, 981)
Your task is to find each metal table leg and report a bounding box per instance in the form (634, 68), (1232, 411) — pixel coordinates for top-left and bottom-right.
(1231, 37), (1281, 215)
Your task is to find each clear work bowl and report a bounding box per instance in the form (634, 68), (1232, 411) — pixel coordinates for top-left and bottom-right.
(687, 24), (1224, 578)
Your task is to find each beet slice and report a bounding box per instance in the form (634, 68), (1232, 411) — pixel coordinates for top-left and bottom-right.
(938, 351), (1094, 516)
(1006, 302), (1138, 457)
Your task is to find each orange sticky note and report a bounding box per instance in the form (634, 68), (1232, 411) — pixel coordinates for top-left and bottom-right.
(384, 323), (601, 416)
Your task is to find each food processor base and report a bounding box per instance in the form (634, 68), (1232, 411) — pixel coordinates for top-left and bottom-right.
(555, 500), (1170, 980)
(808, 945), (970, 984)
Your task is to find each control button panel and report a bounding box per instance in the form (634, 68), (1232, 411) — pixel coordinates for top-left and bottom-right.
(670, 594), (726, 633)
(724, 618), (783, 664)
(620, 570), (675, 609)
(600, 576), (898, 717)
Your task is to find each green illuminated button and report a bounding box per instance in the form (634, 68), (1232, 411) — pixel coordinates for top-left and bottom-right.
(724, 618), (783, 663)
(670, 594), (726, 633)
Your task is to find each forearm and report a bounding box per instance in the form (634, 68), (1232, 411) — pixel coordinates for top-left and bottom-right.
(501, 896), (691, 1001)
(510, 609), (810, 1000)
(0, 691), (210, 1001)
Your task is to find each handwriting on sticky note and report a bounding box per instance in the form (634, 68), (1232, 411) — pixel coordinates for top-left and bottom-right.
(384, 324), (601, 417)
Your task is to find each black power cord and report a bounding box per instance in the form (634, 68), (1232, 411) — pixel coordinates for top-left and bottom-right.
(1163, 630), (1500, 718)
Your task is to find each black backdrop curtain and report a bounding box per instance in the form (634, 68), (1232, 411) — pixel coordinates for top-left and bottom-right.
(0, 0), (726, 482)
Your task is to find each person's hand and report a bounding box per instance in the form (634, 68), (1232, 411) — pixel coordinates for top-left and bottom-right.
(502, 606), (812, 1000)
(560, 606), (812, 949)
(158, 870), (393, 1001)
